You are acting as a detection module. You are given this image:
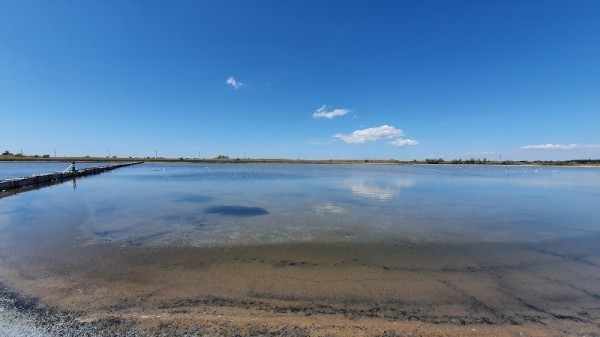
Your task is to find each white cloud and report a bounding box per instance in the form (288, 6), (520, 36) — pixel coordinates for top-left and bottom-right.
(312, 105), (350, 119)
(521, 143), (600, 150)
(226, 76), (243, 89)
(389, 138), (419, 148)
(333, 125), (404, 143)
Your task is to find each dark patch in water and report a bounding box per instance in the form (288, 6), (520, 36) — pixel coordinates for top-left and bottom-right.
(176, 194), (213, 203)
(92, 228), (131, 238)
(204, 205), (268, 216)
(94, 230), (114, 238)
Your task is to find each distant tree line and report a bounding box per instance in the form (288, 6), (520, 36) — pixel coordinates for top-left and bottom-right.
(425, 158), (489, 164)
(421, 158), (600, 165)
(2, 149), (600, 166)
(2, 150), (50, 158)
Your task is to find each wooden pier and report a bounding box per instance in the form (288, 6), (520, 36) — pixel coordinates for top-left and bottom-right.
(0, 162), (143, 197)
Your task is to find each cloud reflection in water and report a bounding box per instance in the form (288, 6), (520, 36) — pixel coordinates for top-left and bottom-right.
(314, 203), (346, 215)
(344, 178), (415, 201)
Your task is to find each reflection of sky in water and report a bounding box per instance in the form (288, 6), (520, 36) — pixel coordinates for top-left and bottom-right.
(1, 163), (600, 247)
(343, 178), (415, 200)
(314, 203), (346, 215)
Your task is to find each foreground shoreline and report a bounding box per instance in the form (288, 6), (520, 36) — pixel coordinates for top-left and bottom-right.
(1, 237), (599, 336)
(0, 281), (581, 337)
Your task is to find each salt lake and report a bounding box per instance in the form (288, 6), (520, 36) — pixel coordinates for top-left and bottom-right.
(0, 162), (599, 335)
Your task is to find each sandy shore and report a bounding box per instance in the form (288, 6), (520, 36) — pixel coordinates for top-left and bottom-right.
(1, 229), (599, 336)
(0, 280), (585, 337)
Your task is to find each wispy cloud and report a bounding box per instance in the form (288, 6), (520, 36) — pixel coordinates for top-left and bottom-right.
(312, 105), (350, 119)
(389, 138), (419, 148)
(333, 125), (404, 143)
(226, 76), (243, 89)
(521, 143), (600, 150)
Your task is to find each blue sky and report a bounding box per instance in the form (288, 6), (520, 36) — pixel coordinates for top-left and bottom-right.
(1, 0), (599, 160)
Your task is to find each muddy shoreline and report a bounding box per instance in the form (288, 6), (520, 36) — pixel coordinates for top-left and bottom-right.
(1, 282), (592, 337)
(1, 236), (599, 336)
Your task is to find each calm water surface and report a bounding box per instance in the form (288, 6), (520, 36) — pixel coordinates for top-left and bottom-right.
(1, 163), (599, 247)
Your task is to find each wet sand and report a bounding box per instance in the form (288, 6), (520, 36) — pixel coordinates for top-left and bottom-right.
(0, 215), (599, 337)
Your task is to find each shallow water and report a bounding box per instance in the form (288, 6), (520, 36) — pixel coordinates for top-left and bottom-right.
(0, 163), (599, 334)
(5, 163), (599, 247)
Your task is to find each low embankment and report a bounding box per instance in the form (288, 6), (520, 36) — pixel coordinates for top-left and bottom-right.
(0, 162), (143, 198)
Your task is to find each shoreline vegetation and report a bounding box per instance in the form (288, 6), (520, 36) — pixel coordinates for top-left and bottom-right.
(1, 154), (599, 166)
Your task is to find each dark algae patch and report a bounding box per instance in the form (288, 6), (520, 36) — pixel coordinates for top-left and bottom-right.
(204, 205), (269, 216)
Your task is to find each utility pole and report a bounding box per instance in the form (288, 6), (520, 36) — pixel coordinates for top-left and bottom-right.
(108, 150), (111, 158)
(155, 150), (158, 159)
(54, 149), (56, 158)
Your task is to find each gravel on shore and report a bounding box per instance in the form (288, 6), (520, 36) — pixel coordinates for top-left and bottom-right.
(0, 285), (118, 337)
